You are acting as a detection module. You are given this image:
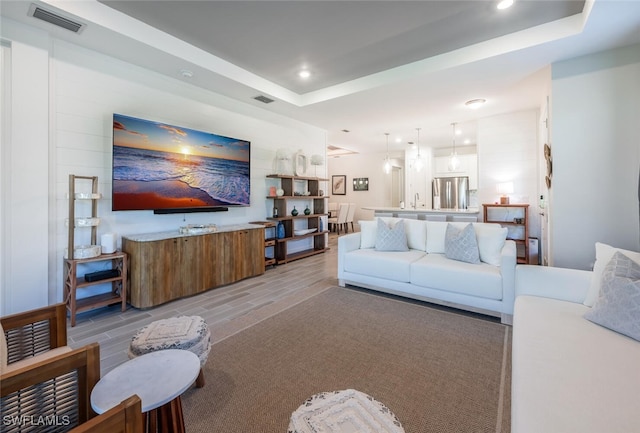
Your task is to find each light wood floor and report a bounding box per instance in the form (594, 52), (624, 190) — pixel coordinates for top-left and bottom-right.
(68, 232), (342, 376)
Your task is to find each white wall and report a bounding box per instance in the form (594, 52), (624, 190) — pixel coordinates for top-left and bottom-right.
(1, 21), (51, 314)
(1, 18), (327, 313)
(405, 146), (432, 209)
(328, 152), (404, 223)
(550, 43), (640, 270)
(477, 110), (540, 242)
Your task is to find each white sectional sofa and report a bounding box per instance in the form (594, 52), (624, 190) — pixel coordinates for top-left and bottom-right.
(512, 243), (640, 433)
(337, 218), (517, 323)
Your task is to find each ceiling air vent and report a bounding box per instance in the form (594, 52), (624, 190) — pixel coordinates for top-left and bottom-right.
(253, 95), (274, 104)
(28, 4), (85, 33)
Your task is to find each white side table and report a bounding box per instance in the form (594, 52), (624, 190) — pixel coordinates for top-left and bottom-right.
(91, 349), (200, 433)
(289, 389), (405, 433)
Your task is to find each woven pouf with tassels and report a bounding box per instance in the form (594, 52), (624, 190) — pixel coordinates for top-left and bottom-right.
(128, 315), (211, 388)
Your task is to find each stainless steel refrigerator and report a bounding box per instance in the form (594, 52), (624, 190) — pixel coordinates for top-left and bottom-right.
(432, 176), (469, 210)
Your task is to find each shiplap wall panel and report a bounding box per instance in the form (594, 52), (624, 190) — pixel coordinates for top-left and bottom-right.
(2, 20), (327, 310)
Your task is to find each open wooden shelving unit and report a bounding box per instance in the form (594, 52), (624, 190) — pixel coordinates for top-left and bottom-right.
(64, 175), (127, 326)
(483, 203), (530, 264)
(266, 175), (329, 265)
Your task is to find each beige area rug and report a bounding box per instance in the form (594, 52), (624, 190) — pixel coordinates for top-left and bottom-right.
(182, 286), (512, 433)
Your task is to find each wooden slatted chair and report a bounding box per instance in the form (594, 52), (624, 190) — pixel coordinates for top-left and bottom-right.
(1, 303), (103, 432)
(1, 342), (101, 432)
(69, 395), (144, 433)
(1, 302), (69, 373)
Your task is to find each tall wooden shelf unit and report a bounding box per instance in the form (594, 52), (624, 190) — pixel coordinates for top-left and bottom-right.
(266, 175), (329, 264)
(483, 203), (530, 264)
(64, 175), (127, 326)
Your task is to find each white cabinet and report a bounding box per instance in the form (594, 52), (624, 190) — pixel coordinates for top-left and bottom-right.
(434, 154), (478, 190)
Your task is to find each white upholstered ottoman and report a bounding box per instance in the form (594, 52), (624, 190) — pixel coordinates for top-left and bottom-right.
(128, 315), (211, 388)
(288, 389), (405, 433)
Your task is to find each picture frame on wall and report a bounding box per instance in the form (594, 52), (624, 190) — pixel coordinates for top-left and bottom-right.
(353, 178), (369, 191)
(332, 175), (346, 195)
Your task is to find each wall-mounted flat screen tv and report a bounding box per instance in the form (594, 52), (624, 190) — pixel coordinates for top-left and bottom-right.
(112, 114), (250, 212)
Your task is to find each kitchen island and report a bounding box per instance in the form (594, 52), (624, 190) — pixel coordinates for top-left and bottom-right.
(361, 207), (479, 222)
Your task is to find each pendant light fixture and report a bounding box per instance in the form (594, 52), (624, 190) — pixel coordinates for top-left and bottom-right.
(383, 133), (391, 174)
(448, 122), (460, 171)
(414, 128), (424, 172)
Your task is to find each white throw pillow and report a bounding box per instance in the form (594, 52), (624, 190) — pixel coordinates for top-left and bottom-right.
(375, 219), (409, 252)
(584, 242), (640, 307)
(473, 224), (508, 266)
(402, 218), (427, 251)
(360, 218), (400, 249)
(426, 221), (466, 254)
(359, 220), (377, 249)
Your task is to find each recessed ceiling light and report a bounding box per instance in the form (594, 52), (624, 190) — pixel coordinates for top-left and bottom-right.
(464, 139), (471, 144)
(497, 0), (514, 10)
(341, 129), (350, 133)
(465, 99), (486, 109)
(395, 137), (402, 143)
(298, 69), (311, 79)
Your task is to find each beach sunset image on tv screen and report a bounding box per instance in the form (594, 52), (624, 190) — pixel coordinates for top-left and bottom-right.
(112, 114), (250, 211)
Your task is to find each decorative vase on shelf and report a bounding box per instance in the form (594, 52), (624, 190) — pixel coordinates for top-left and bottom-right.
(304, 206), (311, 215)
(277, 222), (285, 239)
(291, 206), (298, 216)
(319, 218), (324, 233)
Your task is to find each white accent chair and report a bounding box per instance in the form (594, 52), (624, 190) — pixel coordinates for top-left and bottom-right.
(328, 202), (338, 217)
(345, 203), (357, 232)
(328, 203), (349, 234)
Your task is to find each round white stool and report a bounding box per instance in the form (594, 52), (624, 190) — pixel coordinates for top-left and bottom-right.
(128, 315), (211, 388)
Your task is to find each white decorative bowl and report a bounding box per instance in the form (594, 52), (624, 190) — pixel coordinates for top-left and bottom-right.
(179, 224), (218, 235)
(294, 228), (318, 236)
(71, 192), (103, 200)
(66, 217), (101, 227)
(64, 245), (101, 259)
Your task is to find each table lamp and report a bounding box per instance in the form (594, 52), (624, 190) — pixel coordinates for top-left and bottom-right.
(497, 182), (514, 205)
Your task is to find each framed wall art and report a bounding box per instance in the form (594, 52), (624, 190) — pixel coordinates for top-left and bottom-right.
(353, 178), (369, 191)
(332, 175), (346, 195)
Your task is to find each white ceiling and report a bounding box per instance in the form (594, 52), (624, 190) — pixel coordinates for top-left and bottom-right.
(2, 0), (640, 154)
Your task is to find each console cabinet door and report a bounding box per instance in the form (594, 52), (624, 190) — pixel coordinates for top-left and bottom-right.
(219, 229), (264, 284)
(178, 235), (204, 296)
(125, 237), (181, 308)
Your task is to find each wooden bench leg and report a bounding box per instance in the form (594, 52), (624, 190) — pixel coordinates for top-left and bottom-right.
(195, 367), (205, 388)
